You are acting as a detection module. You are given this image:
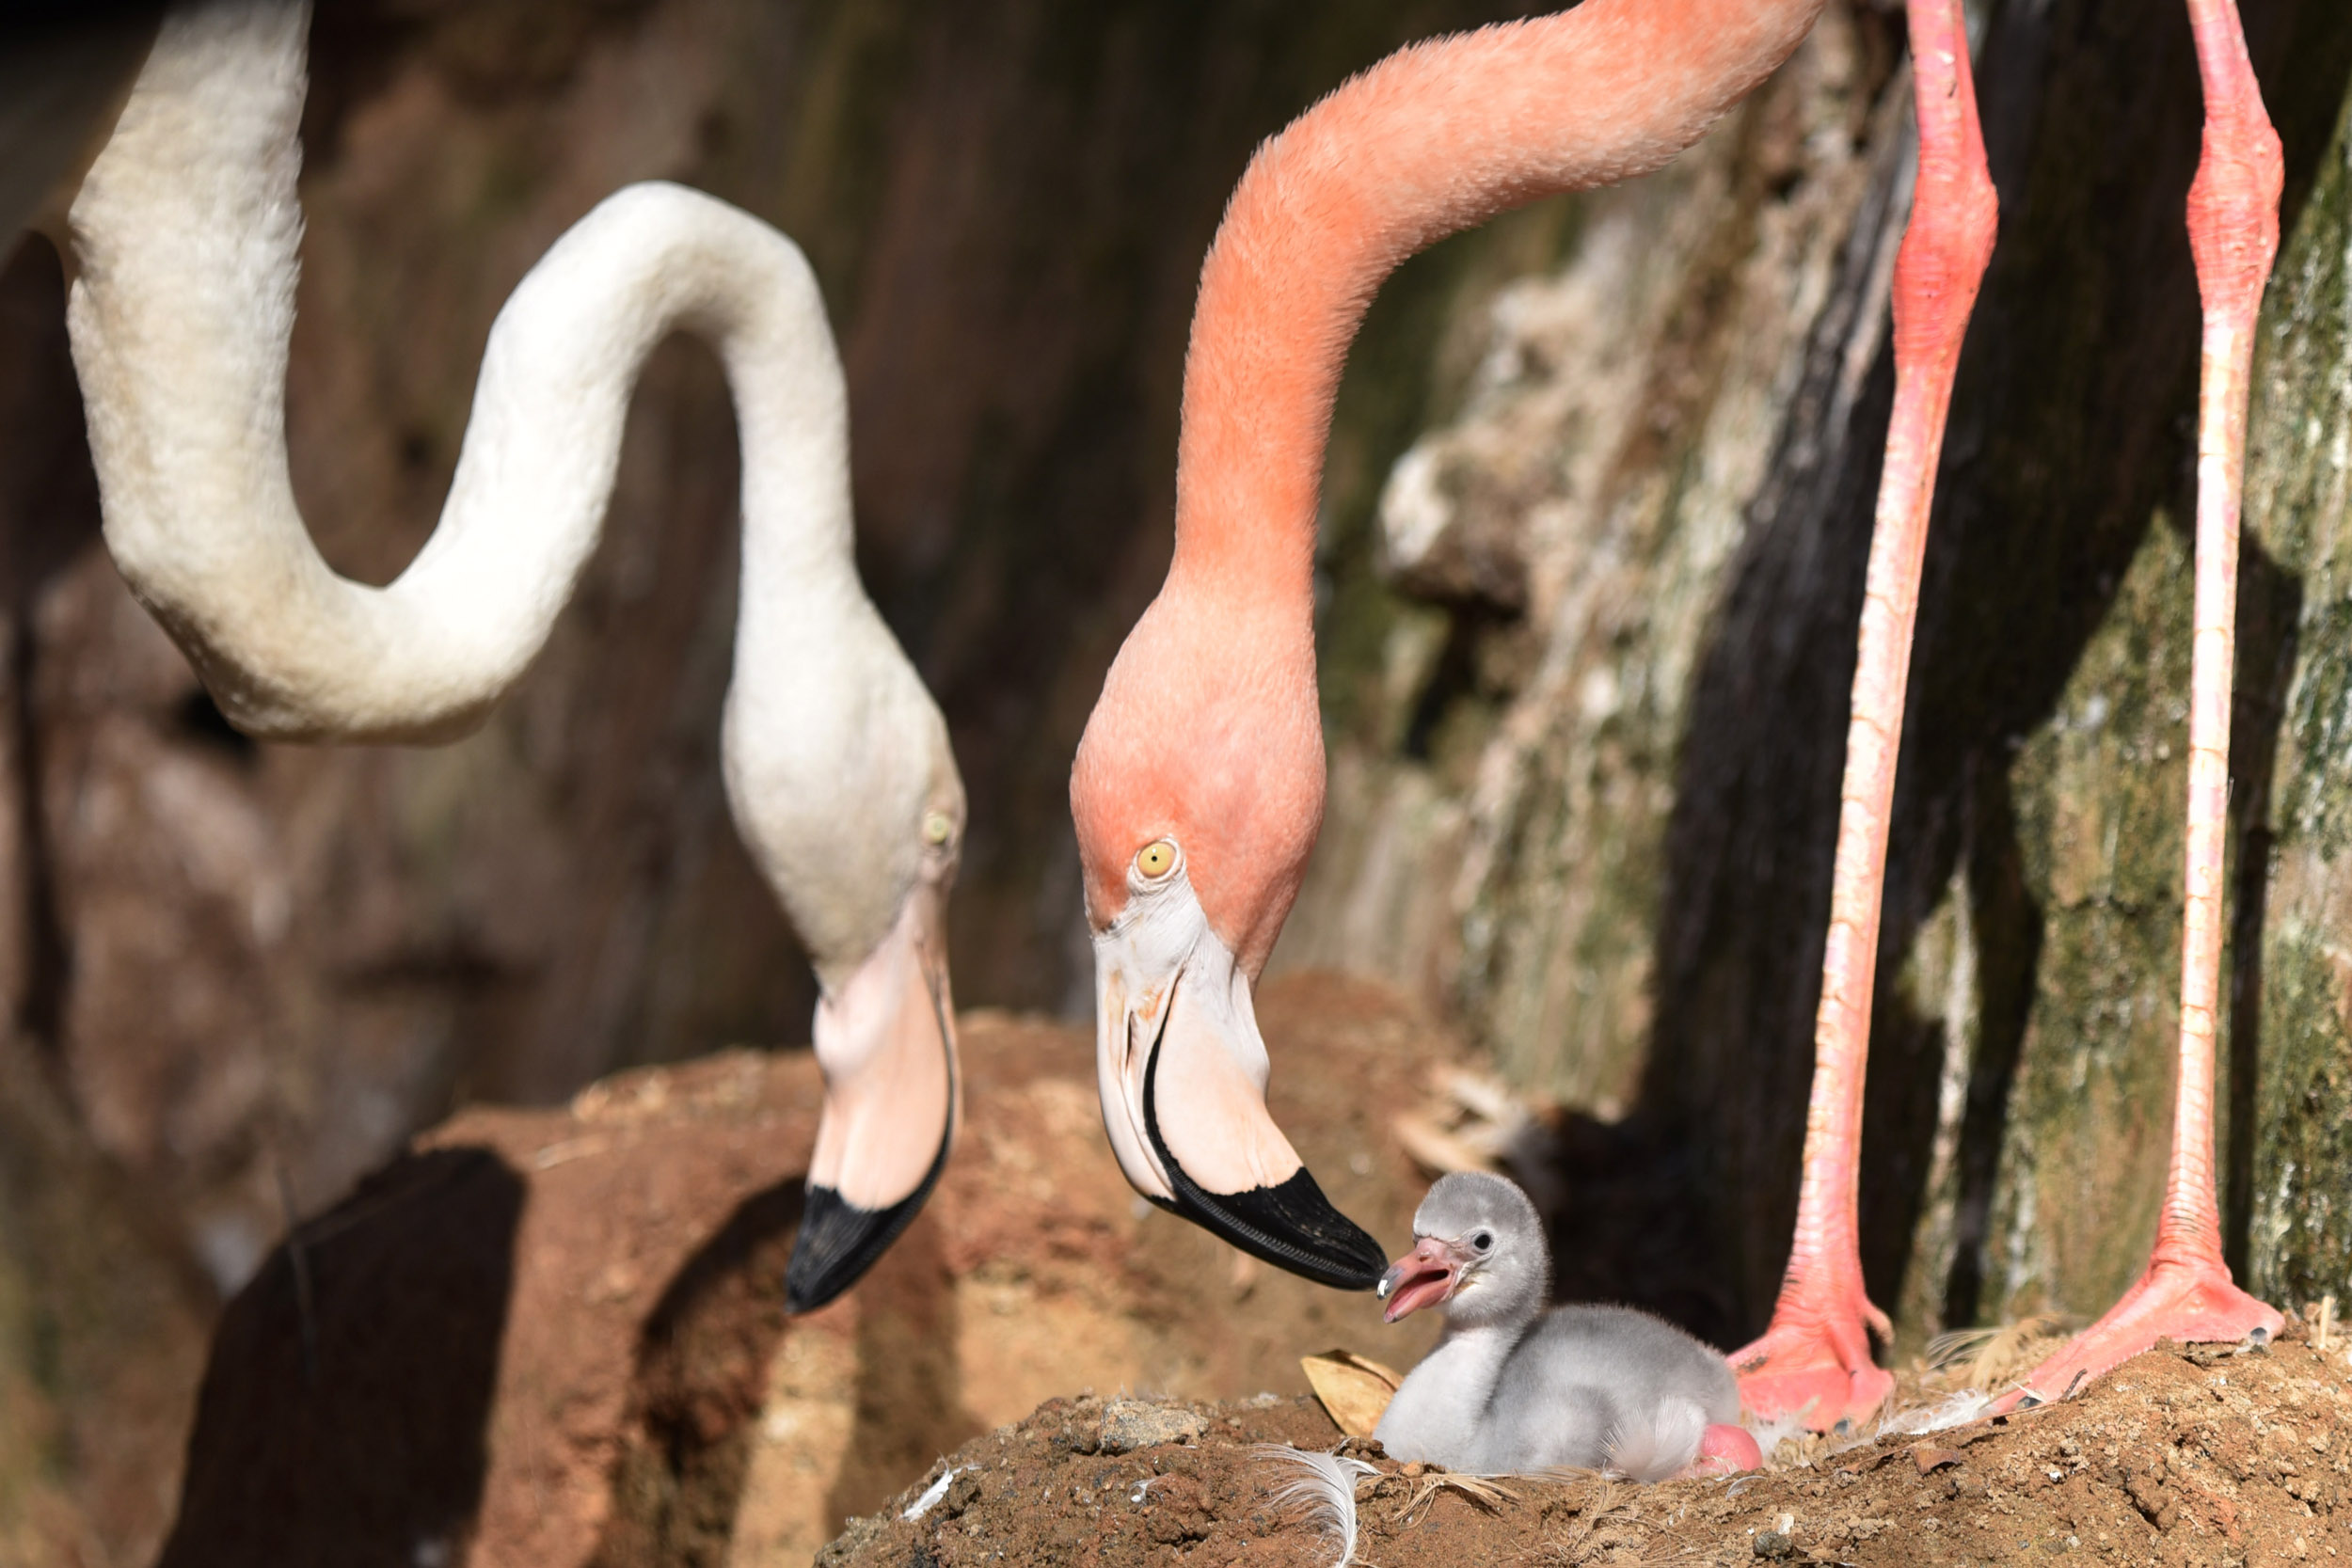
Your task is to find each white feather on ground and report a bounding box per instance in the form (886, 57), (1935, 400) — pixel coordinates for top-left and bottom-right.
(1737, 1387), (1996, 1474)
(1876, 1390), (1995, 1436)
(1741, 1406), (1815, 1461)
(900, 1465), (961, 1520)
(1256, 1446), (1378, 1568)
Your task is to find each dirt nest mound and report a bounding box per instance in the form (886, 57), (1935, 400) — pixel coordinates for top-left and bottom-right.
(819, 1334), (2352, 1567)
(152, 974), (1455, 1567)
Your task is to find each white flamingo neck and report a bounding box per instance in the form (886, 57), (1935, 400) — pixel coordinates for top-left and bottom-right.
(64, 1), (951, 981)
(71, 4), (848, 738)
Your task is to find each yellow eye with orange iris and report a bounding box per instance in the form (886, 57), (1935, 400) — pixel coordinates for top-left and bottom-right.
(1135, 839), (1178, 880)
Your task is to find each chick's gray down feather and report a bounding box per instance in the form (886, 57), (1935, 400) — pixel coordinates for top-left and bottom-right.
(1373, 1171), (1739, 1479)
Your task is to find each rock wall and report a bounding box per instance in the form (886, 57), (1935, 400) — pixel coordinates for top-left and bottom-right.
(2244, 68), (2352, 1316)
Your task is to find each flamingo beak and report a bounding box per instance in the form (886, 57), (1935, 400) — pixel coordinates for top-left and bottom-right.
(786, 873), (959, 1313)
(1091, 875), (1386, 1290)
(1375, 1236), (1467, 1323)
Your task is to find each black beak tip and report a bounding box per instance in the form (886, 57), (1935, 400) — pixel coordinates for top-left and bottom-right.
(787, 1058), (956, 1314)
(1135, 1025), (1385, 1289)
(784, 1180), (930, 1315)
(1170, 1163), (1389, 1291)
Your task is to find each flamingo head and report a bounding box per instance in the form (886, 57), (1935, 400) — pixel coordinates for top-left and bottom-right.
(1376, 1172), (1548, 1329)
(726, 629), (966, 1314)
(1069, 588), (1386, 1290)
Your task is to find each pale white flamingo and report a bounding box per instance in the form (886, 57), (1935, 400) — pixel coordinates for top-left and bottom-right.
(22, 0), (966, 1311)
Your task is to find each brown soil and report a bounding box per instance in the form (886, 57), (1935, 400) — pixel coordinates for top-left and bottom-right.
(153, 973), (1455, 1568)
(820, 1332), (2352, 1568)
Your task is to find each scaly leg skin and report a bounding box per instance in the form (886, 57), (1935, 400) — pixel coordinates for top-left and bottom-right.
(1993, 0), (2285, 1414)
(1732, 0), (1996, 1432)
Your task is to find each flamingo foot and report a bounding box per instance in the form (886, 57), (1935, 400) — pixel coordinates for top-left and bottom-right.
(1676, 1423), (1764, 1479)
(1991, 1254), (2282, 1412)
(1731, 1285), (1895, 1432)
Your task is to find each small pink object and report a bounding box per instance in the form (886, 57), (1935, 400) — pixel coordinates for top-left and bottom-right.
(1684, 1423), (1764, 1478)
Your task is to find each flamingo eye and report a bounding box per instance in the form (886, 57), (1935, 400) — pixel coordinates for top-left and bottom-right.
(1471, 1231), (1493, 1253)
(1135, 839), (1179, 880)
(922, 811), (956, 846)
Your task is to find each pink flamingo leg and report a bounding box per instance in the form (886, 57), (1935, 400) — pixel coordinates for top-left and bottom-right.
(1994, 0), (2285, 1412)
(1732, 0), (1995, 1431)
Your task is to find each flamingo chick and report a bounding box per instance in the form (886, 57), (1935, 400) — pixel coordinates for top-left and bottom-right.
(1374, 1173), (1760, 1481)
(46, 1), (961, 1311)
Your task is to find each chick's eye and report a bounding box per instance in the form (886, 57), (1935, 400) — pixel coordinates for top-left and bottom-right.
(1135, 839), (1178, 880)
(1472, 1231), (1493, 1253)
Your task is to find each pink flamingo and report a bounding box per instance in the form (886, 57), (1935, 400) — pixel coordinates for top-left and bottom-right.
(1070, 0), (2285, 1426)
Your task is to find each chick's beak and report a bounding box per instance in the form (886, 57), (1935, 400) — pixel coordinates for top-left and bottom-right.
(1376, 1236), (1468, 1323)
(786, 874), (958, 1314)
(1092, 874), (1386, 1291)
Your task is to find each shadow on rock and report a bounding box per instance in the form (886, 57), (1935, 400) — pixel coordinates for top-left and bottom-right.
(157, 1146), (521, 1568)
(591, 1177), (805, 1568)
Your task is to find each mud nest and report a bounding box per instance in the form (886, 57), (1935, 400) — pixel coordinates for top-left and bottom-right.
(819, 1331), (2352, 1567)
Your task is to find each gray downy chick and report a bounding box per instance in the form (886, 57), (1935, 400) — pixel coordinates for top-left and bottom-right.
(1372, 1172), (1758, 1480)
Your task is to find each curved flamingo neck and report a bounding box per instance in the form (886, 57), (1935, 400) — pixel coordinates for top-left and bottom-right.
(71, 4), (866, 743)
(65, 2), (958, 986)
(1168, 0), (1828, 616)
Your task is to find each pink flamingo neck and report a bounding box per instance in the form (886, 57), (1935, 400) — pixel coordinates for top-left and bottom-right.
(1167, 0), (1829, 618)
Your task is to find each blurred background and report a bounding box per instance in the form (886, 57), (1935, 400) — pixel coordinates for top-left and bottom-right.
(3, 0), (2352, 1562)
